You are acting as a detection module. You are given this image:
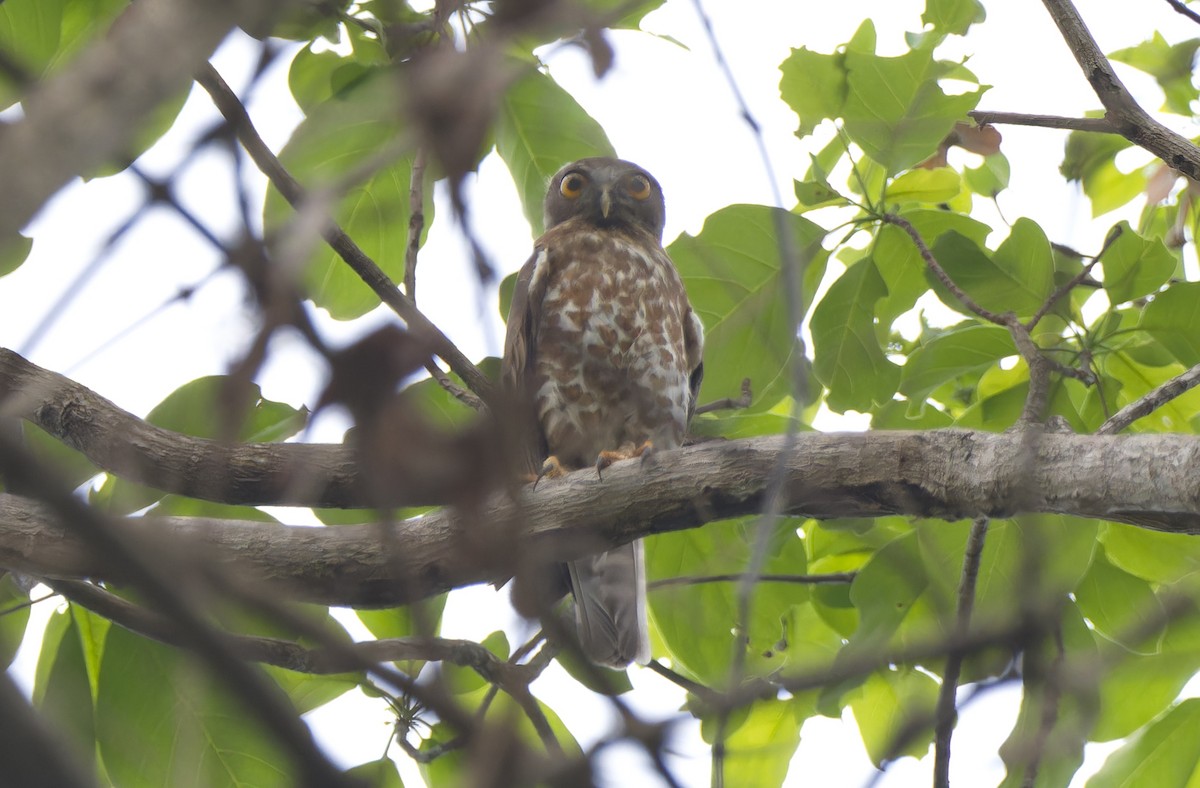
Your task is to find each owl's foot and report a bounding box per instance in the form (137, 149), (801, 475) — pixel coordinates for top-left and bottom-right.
(595, 440), (654, 480)
(532, 455), (568, 489)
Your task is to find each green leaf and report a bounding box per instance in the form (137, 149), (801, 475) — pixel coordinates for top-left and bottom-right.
(0, 233), (32, 278)
(1075, 546), (1162, 654)
(1140, 282), (1200, 366)
(345, 758), (405, 788)
(264, 71), (433, 320)
(1102, 221), (1176, 304)
(778, 46), (847, 137)
(963, 153), (1010, 197)
(1061, 131), (1145, 217)
(811, 258), (901, 413)
(32, 609), (97, 771)
(921, 0), (986, 37)
(873, 209), (991, 324)
(647, 518), (813, 685)
(96, 626), (296, 787)
(794, 179), (850, 209)
(1088, 699), (1200, 787)
(887, 167), (962, 205)
(900, 324), (1016, 401)
(1091, 610), (1200, 742)
(851, 669), (939, 766)
(669, 205), (828, 412)
(495, 68), (615, 237)
(0, 0), (66, 109)
(1110, 33), (1200, 116)
(704, 699), (804, 788)
(929, 221), (1054, 319)
(93, 376), (308, 513)
(999, 602), (1094, 788)
(1101, 522), (1200, 585)
(842, 45), (984, 174)
(0, 574), (29, 669)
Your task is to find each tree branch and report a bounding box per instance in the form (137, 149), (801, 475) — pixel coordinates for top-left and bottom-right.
(5, 428), (1200, 607)
(1097, 361), (1200, 435)
(1040, 0), (1200, 180)
(967, 111), (1117, 134)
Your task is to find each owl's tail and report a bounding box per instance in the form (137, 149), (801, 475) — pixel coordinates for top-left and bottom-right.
(567, 540), (650, 669)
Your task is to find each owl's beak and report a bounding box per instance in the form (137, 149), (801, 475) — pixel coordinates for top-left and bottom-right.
(600, 189), (612, 219)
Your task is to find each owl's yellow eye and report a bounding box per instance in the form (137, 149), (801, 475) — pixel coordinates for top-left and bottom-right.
(627, 174), (652, 201)
(560, 172), (586, 199)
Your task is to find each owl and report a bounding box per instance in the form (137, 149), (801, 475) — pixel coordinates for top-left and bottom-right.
(502, 157), (705, 668)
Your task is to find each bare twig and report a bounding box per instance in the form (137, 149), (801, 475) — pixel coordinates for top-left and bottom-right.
(1165, 0), (1200, 24)
(882, 214), (1006, 325)
(1041, 0), (1200, 180)
(967, 111), (1116, 134)
(694, 378), (752, 415)
(1027, 225), (1123, 330)
(933, 517), (991, 788)
(405, 147), (428, 302)
(194, 64), (497, 406)
(1098, 361), (1200, 435)
(649, 572), (855, 589)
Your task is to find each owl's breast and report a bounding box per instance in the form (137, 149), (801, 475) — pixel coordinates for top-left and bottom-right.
(530, 231), (693, 467)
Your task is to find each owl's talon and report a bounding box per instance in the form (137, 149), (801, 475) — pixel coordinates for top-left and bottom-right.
(594, 441), (655, 480)
(533, 456), (567, 490)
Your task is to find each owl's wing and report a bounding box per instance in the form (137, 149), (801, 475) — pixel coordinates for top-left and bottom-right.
(684, 307), (705, 424)
(501, 248), (550, 474)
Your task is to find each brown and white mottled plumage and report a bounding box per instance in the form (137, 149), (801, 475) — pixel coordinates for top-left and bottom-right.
(502, 158), (704, 668)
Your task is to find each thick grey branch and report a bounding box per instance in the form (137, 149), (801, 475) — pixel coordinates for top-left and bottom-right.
(4, 430), (1200, 607)
(0, 348), (466, 508)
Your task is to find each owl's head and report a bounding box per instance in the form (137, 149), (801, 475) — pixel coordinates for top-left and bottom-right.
(543, 157), (666, 240)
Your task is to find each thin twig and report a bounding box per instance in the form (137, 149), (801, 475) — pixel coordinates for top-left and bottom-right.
(882, 214), (1006, 325)
(968, 111), (1116, 133)
(1098, 361), (1200, 434)
(194, 64), (497, 407)
(405, 147), (427, 301)
(649, 572), (856, 589)
(933, 517), (991, 788)
(1027, 224), (1123, 330)
(1165, 0), (1200, 24)
(694, 378), (752, 415)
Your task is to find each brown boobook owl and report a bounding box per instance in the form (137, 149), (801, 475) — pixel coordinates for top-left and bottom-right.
(502, 157), (705, 667)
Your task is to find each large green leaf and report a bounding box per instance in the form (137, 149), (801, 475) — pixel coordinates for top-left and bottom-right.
(851, 669), (939, 766)
(1101, 522), (1200, 585)
(0, 574), (29, 669)
(495, 68), (615, 237)
(702, 699), (805, 788)
(264, 71), (432, 320)
(842, 35), (984, 174)
(873, 209), (992, 324)
(811, 257), (901, 413)
(900, 324), (1016, 402)
(646, 518), (816, 685)
(1110, 33), (1200, 117)
(0, 234), (32, 279)
(0, 0), (66, 109)
(778, 46), (847, 137)
(1088, 699), (1200, 787)
(1061, 131), (1145, 217)
(669, 205), (828, 412)
(929, 221), (1055, 319)
(96, 626), (296, 787)
(921, 0), (986, 37)
(1074, 546), (1162, 654)
(32, 608), (97, 772)
(1101, 221), (1176, 305)
(1139, 282), (1200, 367)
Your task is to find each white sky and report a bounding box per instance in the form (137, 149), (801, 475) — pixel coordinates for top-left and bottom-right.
(3, 0), (1197, 785)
